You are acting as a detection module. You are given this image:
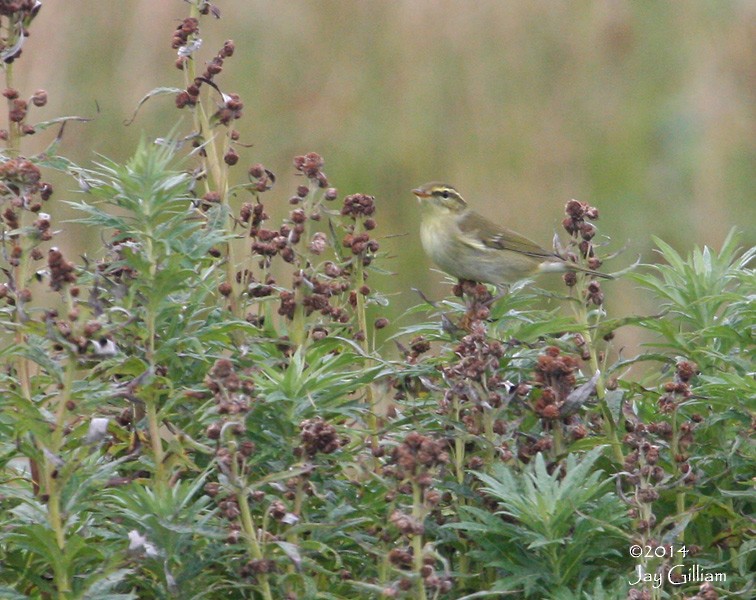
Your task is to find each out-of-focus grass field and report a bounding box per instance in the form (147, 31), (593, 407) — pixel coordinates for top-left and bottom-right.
(15, 1), (755, 348)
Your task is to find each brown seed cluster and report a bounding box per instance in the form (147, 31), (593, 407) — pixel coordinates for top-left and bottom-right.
(0, 2), (42, 63)
(446, 321), (504, 383)
(453, 279), (493, 325)
(250, 223), (294, 263)
(385, 432), (448, 486)
(382, 431), (454, 594)
(239, 558), (276, 580)
(0, 0), (41, 19)
(341, 193), (375, 219)
(173, 17), (240, 123)
(389, 509), (424, 536)
(202, 359), (261, 545)
(394, 278), (516, 464)
(204, 358), (256, 416)
(47, 248), (77, 291)
(532, 346), (579, 419)
(0, 157), (55, 304)
(300, 274), (352, 324)
(241, 161), (382, 343)
(171, 17), (199, 50)
(390, 336), (432, 401)
(8, 95), (26, 123)
(563, 199), (599, 242)
(247, 163), (275, 192)
(204, 479), (244, 544)
(619, 359), (702, 550)
(296, 416), (346, 458)
(239, 196), (267, 229)
(387, 546), (413, 568)
(45, 307), (113, 357)
(585, 280), (604, 305)
(411, 335), (431, 353)
(516, 435), (557, 464)
(386, 544), (453, 594)
(658, 360), (697, 413)
(294, 152), (328, 188)
(561, 199), (605, 293)
(214, 91), (243, 127)
(0, 156), (43, 193)
(440, 316), (511, 446)
(340, 193), (380, 274)
(623, 360), (700, 480)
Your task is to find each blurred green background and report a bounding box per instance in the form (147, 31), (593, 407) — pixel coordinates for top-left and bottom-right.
(13, 0), (755, 348)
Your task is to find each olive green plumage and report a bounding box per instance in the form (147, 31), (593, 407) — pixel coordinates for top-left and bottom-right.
(412, 182), (611, 285)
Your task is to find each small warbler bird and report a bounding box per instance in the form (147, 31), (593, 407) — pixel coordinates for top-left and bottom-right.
(412, 182), (611, 285)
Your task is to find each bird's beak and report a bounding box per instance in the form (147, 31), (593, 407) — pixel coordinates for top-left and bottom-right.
(412, 188), (430, 198)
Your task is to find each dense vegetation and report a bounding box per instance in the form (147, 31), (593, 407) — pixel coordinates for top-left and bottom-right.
(1, 3), (753, 599)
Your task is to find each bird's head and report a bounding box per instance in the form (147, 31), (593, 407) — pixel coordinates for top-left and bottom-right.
(412, 182), (467, 215)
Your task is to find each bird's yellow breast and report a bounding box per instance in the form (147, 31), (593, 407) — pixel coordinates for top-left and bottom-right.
(420, 209), (454, 257)
(420, 209), (481, 280)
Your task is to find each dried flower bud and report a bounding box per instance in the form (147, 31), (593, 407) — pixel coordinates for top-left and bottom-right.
(32, 89), (48, 107)
(308, 232), (327, 255)
(248, 163), (265, 178)
(207, 422), (222, 440)
(580, 222), (596, 240)
(562, 216), (578, 234)
(223, 147), (239, 166)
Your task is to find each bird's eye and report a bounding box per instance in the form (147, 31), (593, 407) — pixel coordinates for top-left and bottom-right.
(441, 190), (449, 198)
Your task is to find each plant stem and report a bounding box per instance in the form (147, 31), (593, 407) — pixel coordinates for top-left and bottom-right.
(237, 489), (274, 600)
(453, 397), (465, 484)
(44, 473), (71, 597)
(482, 407), (495, 464)
(145, 395), (166, 492)
(411, 481), (428, 600)
(351, 221), (379, 453)
(571, 284), (624, 465)
(290, 181), (320, 347)
(44, 348), (76, 595)
(184, 2), (240, 318)
(285, 478), (305, 584)
(5, 59), (18, 152)
(553, 423), (565, 457)
(670, 411), (686, 529)
(5, 33), (71, 597)
(142, 256), (168, 491)
(451, 396), (470, 579)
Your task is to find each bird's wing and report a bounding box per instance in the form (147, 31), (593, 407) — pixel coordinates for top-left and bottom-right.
(457, 211), (557, 259)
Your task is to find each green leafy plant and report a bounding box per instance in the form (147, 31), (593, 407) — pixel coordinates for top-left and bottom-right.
(0, 2), (753, 599)
(450, 448), (629, 597)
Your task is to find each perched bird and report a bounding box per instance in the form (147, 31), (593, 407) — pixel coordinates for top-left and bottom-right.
(412, 182), (611, 286)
